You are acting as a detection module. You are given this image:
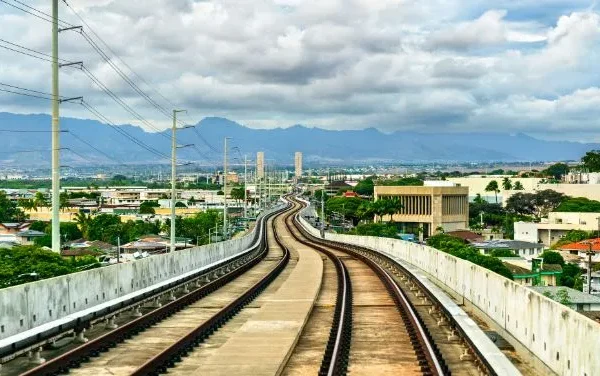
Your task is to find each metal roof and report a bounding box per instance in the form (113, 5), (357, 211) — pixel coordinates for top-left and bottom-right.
(473, 239), (544, 250)
(530, 286), (600, 304)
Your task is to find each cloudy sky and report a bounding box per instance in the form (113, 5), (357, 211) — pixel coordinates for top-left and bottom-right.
(1, 0), (599, 141)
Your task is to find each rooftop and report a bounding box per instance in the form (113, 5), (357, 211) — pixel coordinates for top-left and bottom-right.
(446, 230), (484, 244)
(559, 238), (600, 252)
(473, 239), (544, 250)
(530, 286), (600, 305)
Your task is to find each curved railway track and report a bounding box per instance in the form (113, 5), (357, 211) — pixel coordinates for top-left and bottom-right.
(285, 196), (449, 376)
(19, 204), (292, 376)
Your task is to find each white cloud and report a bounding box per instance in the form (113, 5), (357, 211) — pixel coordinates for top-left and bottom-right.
(0, 1), (599, 141)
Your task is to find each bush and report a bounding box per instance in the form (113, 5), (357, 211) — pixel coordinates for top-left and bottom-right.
(427, 234), (513, 280)
(348, 223), (397, 238)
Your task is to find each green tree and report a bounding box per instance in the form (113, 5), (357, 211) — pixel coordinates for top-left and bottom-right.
(555, 197), (600, 213)
(555, 289), (572, 305)
(543, 163), (570, 179)
(501, 177), (512, 191)
(139, 201), (159, 214)
(74, 212), (92, 239)
(490, 249), (517, 257)
(0, 191), (27, 222)
(354, 177), (375, 196)
(33, 191), (48, 209)
(513, 181), (524, 190)
(230, 187), (245, 202)
(540, 250), (565, 266)
(175, 202), (188, 208)
(582, 150), (600, 172)
(349, 223), (398, 238)
(485, 180), (500, 203)
(325, 196), (365, 225)
(427, 234), (513, 280)
(87, 214), (122, 244)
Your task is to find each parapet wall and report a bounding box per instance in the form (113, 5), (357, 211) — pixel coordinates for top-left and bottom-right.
(297, 212), (599, 376)
(0, 213), (267, 341)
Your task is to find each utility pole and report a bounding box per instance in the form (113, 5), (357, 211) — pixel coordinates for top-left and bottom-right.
(117, 236), (120, 264)
(244, 154), (248, 219)
(223, 137), (230, 240)
(51, 0), (61, 253)
(171, 109), (186, 253)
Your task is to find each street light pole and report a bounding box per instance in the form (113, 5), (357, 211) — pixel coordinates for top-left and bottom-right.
(244, 154), (248, 220)
(51, 0), (61, 254)
(171, 109), (186, 253)
(223, 137), (230, 240)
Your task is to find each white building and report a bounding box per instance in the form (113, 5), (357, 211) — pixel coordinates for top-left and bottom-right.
(514, 212), (600, 246)
(256, 151), (265, 179)
(294, 152), (302, 178)
(472, 239), (546, 259)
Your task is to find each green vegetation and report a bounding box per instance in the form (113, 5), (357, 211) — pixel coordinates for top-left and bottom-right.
(490, 249), (517, 257)
(230, 187), (246, 202)
(555, 197), (600, 213)
(82, 214), (161, 244)
(34, 222), (83, 247)
(325, 196), (365, 225)
(0, 246), (100, 289)
(513, 181), (524, 190)
(378, 177), (424, 186)
(484, 180), (500, 203)
(582, 150), (600, 172)
(543, 289), (572, 306)
(139, 200), (160, 214)
(540, 251), (583, 290)
(166, 210), (221, 245)
(501, 177), (512, 191)
(551, 230), (595, 248)
(542, 163), (570, 179)
(348, 223), (398, 238)
(0, 190), (27, 222)
(505, 190), (565, 219)
(426, 234), (513, 280)
(353, 177), (375, 196)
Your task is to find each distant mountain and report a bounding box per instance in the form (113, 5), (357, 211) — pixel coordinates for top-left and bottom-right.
(0, 112), (596, 166)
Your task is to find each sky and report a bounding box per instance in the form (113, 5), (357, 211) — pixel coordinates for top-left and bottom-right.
(1, 0), (599, 141)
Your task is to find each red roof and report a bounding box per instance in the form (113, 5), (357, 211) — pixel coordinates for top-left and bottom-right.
(559, 238), (600, 252)
(343, 191), (358, 197)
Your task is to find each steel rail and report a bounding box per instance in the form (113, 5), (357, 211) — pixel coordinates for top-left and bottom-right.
(20, 205), (288, 376)
(129, 204), (295, 375)
(288, 196), (448, 376)
(283, 200), (352, 376)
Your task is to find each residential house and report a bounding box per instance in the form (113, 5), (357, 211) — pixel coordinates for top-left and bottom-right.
(529, 286), (600, 311)
(501, 257), (562, 286)
(473, 239), (545, 259)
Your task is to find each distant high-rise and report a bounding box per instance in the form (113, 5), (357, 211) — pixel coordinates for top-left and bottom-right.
(295, 152), (303, 178)
(257, 151), (265, 179)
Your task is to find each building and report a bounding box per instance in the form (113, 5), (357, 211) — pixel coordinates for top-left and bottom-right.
(256, 151), (265, 179)
(515, 211), (600, 246)
(558, 238), (600, 265)
(373, 185), (469, 238)
(472, 239), (545, 259)
(446, 230), (484, 243)
(529, 286), (600, 311)
(447, 176), (542, 203)
(0, 222), (31, 243)
(15, 230), (46, 245)
(502, 258), (562, 286)
(294, 152), (302, 178)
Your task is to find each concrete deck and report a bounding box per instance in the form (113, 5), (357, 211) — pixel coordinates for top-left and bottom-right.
(184, 214), (323, 375)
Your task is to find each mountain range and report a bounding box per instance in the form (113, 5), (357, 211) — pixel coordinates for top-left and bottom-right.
(0, 112), (596, 167)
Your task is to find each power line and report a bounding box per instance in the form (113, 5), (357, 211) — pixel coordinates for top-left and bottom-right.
(0, 87), (52, 100)
(0, 0), (72, 27)
(66, 130), (127, 165)
(0, 39), (73, 63)
(80, 100), (169, 160)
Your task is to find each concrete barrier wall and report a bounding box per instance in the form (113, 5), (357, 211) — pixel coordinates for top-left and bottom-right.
(297, 214), (600, 375)
(0, 212), (270, 341)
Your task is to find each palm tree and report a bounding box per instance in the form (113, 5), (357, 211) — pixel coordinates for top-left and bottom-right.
(33, 191), (48, 210)
(485, 180), (500, 204)
(385, 197), (403, 222)
(502, 177), (512, 191)
(74, 212), (92, 239)
(513, 181), (524, 190)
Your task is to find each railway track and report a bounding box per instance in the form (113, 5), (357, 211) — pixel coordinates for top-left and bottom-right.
(17, 204), (291, 376)
(284, 196), (449, 375)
